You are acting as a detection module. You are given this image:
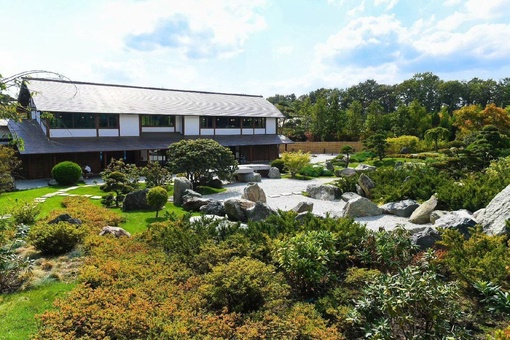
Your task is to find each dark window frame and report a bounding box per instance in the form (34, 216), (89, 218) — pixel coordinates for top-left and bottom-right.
(141, 115), (175, 127)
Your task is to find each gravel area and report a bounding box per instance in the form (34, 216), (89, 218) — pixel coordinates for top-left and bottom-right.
(208, 176), (431, 232)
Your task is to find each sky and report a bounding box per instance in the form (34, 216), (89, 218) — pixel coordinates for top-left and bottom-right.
(1, 0), (510, 98)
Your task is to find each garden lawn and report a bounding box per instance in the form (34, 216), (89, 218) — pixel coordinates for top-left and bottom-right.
(0, 281), (75, 340)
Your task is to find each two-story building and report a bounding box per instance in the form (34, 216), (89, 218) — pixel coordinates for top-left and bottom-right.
(10, 78), (292, 179)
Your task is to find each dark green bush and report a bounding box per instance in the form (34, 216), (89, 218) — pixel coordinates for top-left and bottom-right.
(350, 151), (376, 163)
(28, 222), (86, 255)
(51, 161), (82, 185)
(270, 158), (286, 172)
(298, 164), (332, 177)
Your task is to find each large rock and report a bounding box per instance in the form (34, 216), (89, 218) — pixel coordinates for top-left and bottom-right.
(343, 197), (383, 218)
(306, 184), (340, 201)
(173, 177), (193, 207)
(409, 195), (438, 224)
(354, 164), (376, 172)
(291, 201), (314, 213)
(48, 213), (82, 225)
(242, 183), (266, 203)
(380, 199), (419, 217)
(434, 209), (477, 238)
(99, 226), (131, 238)
(182, 189), (202, 200)
(48, 178), (58, 186)
(480, 184), (510, 235)
(224, 198), (255, 222)
(335, 168), (357, 177)
(268, 167), (281, 179)
(411, 226), (441, 250)
(358, 173), (375, 198)
(246, 201), (276, 222)
(199, 201), (226, 216)
(182, 197), (212, 212)
(122, 189), (150, 211)
(206, 178), (223, 189)
(430, 210), (449, 224)
(341, 192), (361, 202)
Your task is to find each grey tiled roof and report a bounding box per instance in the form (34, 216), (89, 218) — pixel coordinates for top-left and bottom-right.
(23, 78), (284, 118)
(8, 120), (292, 155)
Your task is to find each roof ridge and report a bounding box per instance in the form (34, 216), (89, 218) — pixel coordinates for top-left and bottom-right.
(22, 77), (263, 98)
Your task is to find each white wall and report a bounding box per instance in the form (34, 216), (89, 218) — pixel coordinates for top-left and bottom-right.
(50, 129), (96, 138)
(215, 129), (241, 135)
(185, 116), (200, 135)
(242, 128), (254, 135)
(200, 128), (214, 136)
(98, 129), (119, 137)
(175, 116), (183, 133)
(142, 127), (176, 133)
(254, 128), (266, 135)
(120, 114), (139, 136)
(266, 118), (276, 134)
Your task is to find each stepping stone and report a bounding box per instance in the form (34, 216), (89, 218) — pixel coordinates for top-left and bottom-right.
(82, 194), (93, 197)
(292, 192), (302, 195)
(34, 198), (46, 202)
(281, 193), (292, 196)
(268, 194), (280, 198)
(58, 193), (70, 196)
(91, 196), (102, 200)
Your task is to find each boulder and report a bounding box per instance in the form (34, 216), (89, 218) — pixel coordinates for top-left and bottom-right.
(354, 164), (376, 172)
(99, 226), (131, 238)
(394, 161), (404, 169)
(380, 199), (419, 217)
(472, 208), (485, 223)
(291, 201), (314, 213)
(268, 167), (281, 179)
(358, 173), (375, 198)
(242, 183), (266, 203)
(48, 178), (58, 186)
(48, 213), (82, 225)
(182, 189), (202, 204)
(246, 201), (276, 222)
(399, 147), (411, 154)
(335, 168), (357, 177)
(306, 184), (340, 201)
(224, 198), (255, 222)
(173, 177), (193, 207)
(325, 161), (335, 172)
(435, 210), (477, 238)
(356, 184), (365, 197)
(122, 189), (150, 211)
(206, 178), (223, 189)
(409, 195), (438, 224)
(199, 201), (226, 216)
(430, 210), (449, 224)
(411, 226), (441, 250)
(341, 192), (361, 202)
(182, 197), (212, 212)
(252, 173), (262, 182)
(480, 184), (510, 235)
(343, 197), (383, 218)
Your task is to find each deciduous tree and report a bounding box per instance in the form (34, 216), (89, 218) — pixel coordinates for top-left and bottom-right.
(281, 151), (311, 178)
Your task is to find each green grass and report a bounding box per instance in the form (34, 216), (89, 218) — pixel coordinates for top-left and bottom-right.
(0, 281), (75, 340)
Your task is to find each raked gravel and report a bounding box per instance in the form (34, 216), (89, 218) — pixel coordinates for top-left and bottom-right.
(207, 177), (431, 232)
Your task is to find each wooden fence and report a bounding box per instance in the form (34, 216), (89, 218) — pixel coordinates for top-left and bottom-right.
(279, 141), (363, 154)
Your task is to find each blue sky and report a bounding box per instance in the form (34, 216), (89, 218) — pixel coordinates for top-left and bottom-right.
(1, 0), (509, 97)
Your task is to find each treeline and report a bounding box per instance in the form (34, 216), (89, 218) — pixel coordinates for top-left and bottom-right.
(268, 72), (510, 142)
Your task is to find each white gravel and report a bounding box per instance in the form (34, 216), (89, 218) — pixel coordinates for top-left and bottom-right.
(208, 176), (430, 232)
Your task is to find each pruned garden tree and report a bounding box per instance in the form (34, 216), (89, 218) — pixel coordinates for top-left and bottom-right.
(147, 186), (168, 218)
(281, 150), (311, 178)
(340, 145), (355, 168)
(141, 161), (172, 188)
(166, 139), (237, 189)
(424, 126), (450, 152)
(362, 133), (389, 161)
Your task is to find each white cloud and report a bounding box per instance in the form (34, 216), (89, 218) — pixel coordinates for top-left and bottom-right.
(374, 0), (399, 10)
(348, 0), (365, 16)
(275, 46), (295, 55)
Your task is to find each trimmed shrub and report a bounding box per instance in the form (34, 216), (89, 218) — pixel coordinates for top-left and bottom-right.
(147, 186), (168, 217)
(51, 161), (82, 185)
(298, 164), (332, 177)
(10, 200), (41, 224)
(270, 158), (286, 172)
(28, 222), (86, 255)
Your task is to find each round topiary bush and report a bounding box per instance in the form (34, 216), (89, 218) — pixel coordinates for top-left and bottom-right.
(28, 222), (86, 255)
(270, 158), (286, 173)
(51, 161), (82, 185)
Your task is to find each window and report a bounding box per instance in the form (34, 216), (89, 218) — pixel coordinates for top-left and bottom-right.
(242, 118), (253, 128)
(99, 114), (119, 128)
(149, 150), (166, 163)
(254, 117), (266, 128)
(216, 117), (240, 128)
(50, 112), (95, 129)
(200, 116), (214, 128)
(141, 115), (175, 127)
